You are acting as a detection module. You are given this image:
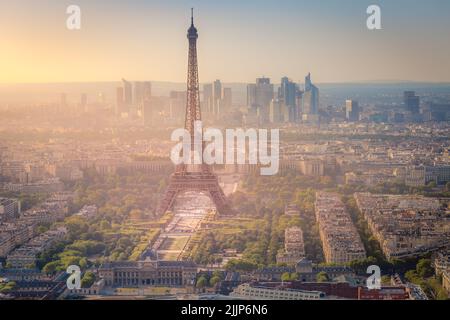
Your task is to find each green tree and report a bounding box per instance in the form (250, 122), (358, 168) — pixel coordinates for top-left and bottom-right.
(281, 272), (291, 282)
(36, 225), (49, 234)
(427, 181), (437, 189)
(290, 273), (299, 281)
(416, 259), (433, 278)
(316, 271), (329, 282)
(81, 271), (96, 288)
(436, 288), (450, 300)
(100, 220), (111, 230)
(196, 276), (208, 288)
(209, 276), (221, 287)
(43, 261), (60, 274)
(405, 270), (419, 283)
(0, 281), (16, 293)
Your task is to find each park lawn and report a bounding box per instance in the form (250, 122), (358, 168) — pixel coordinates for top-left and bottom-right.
(160, 236), (190, 251)
(158, 251), (180, 261)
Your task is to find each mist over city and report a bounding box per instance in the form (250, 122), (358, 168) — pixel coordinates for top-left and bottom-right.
(0, 1), (449, 311)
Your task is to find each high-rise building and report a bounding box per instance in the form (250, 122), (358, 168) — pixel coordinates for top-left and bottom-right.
(422, 102), (450, 122)
(404, 91), (420, 114)
(269, 99), (282, 123)
(247, 77), (273, 123)
(222, 87), (232, 111)
(279, 77), (298, 122)
(133, 82), (144, 106)
(295, 89), (303, 121)
(346, 100), (360, 122)
(143, 82), (152, 101)
(247, 83), (256, 107)
(132, 81), (151, 109)
(122, 78), (132, 108)
(213, 79), (222, 115)
(116, 87), (124, 115)
(302, 73), (319, 122)
(169, 91), (186, 120)
(203, 84), (213, 114)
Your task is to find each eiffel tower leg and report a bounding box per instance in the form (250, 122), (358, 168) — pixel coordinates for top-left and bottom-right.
(157, 189), (178, 215)
(208, 187), (233, 215)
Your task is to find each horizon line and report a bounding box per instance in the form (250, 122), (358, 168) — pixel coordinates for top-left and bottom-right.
(2, 80), (450, 86)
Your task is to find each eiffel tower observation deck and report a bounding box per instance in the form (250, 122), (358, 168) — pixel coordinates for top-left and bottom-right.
(157, 9), (232, 216)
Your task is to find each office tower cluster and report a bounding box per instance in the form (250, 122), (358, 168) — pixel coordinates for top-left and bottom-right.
(247, 73), (320, 124)
(247, 77), (274, 123)
(116, 79), (152, 120)
(202, 79), (232, 119)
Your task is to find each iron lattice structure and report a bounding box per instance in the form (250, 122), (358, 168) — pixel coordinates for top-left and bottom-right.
(157, 10), (231, 216)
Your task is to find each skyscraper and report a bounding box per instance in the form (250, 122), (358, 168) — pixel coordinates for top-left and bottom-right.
(169, 91), (186, 120)
(122, 78), (132, 109)
(346, 100), (360, 122)
(134, 81), (144, 106)
(247, 77), (274, 123)
(222, 87), (232, 112)
(247, 83), (257, 107)
(203, 83), (213, 114)
(213, 79), (222, 115)
(143, 82), (152, 102)
(279, 77), (298, 122)
(269, 99), (282, 123)
(116, 87), (124, 115)
(302, 73), (319, 122)
(404, 91), (420, 114)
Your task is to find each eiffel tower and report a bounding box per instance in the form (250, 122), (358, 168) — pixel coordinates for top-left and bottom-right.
(157, 9), (231, 216)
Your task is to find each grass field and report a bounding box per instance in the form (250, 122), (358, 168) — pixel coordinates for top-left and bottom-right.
(159, 236), (190, 251)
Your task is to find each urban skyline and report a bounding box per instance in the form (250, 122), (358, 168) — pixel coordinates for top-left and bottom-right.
(1, 2), (449, 303)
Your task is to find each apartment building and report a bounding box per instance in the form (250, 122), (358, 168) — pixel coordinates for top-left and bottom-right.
(315, 192), (366, 264)
(354, 193), (449, 259)
(230, 283), (325, 300)
(6, 227), (67, 268)
(276, 226), (305, 265)
(0, 198), (21, 222)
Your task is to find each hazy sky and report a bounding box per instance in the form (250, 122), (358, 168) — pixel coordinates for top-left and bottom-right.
(1, 0), (450, 83)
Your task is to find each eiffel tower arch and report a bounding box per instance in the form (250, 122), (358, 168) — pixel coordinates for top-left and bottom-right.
(157, 9), (232, 216)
